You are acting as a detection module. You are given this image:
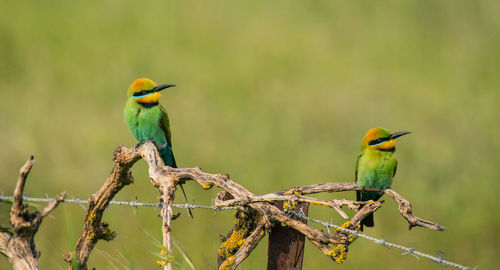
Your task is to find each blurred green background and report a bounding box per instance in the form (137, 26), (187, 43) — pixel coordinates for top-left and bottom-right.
(1, 0), (499, 269)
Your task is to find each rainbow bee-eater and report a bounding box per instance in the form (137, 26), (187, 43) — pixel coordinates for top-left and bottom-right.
(355, 127), (410, 230)
(124, 78), (192, 217)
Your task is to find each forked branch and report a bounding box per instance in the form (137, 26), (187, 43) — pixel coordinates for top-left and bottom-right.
(0, 156), (66, 270)
(63, 141), (444, 270)
(124, 142), (444, 269)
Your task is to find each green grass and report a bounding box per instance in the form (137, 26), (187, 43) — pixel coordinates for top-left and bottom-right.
(1, 0), (499, 269)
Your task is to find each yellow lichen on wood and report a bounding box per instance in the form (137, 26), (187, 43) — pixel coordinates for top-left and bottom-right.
(327, 244), (348, 264)
(334, 221), (358, 243)
(201, 182), (213, 190)
(219, 255), (235, 270)
(309, 200), (330, 207)
(88, 212), (97, 224)
(283, 200), (297, 210)
(335, 221), (351, 232)
(218, 229), (246, 258)
(218, 210), (259, 267)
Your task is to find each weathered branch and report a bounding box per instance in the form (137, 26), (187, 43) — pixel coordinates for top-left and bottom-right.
(350, 201), (384, 228)
(384, 189), (445, 231)
(229, 219), (267, 267)
(158, 180), (177, 270)
(0, 156), (66, 270)
(215, 194), (365, 219)
(279, 183), (445, 231)
(66, 145), (140, 270)
(63, 141), (443, 269)
(117, 141), (443, 268)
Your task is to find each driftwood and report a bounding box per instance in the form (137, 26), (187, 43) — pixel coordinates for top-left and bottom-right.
(0, 156), (66, 270)
(63, 141), (443, 270)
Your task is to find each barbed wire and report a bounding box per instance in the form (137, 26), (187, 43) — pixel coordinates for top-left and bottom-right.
(0, 194), (237, 212)
(0, 194), (477, 270)
(288, 210), (477, 270)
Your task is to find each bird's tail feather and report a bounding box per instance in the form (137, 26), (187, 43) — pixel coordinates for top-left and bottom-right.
(360, 212), (374, 230)
(357, 190), (379, 231)
(179, 183), (193, 218)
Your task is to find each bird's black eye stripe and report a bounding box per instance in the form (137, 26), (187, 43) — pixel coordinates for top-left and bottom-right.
(369, 137), (390, 145)
(133, 89), (153, 97)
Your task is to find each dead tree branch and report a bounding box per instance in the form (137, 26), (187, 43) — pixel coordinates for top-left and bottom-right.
(278, 183), (445, 231)
(384, 189), (445, 231)
(62, 141), (444, 270)
(0, 156), (66, 270)
(125, 142), (443, 269)
(215, 194), (364, 219)
(65, 146), (140, 270)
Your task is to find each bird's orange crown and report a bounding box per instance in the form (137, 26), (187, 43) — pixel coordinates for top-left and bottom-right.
(128, 78), (157, 96)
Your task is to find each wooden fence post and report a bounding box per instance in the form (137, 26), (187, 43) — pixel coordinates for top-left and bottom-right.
(267, 201), (309, 270)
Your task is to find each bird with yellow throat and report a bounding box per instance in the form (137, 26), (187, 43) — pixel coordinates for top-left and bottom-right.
(124, 78), (192, 217)
(355, 127), (410, 230)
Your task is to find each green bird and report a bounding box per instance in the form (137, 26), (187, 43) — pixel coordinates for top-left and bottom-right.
(124, 78), (192, 217)
(355, 127), (410, 230)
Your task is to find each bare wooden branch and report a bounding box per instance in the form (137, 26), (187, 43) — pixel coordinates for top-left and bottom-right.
(279, 183), (445, 231)
(0, 156), (66, 270)
(350, 201), (384, 229)
(63, 141), (444, 269)
(384, 189), (445, 231)
(279, 182), (361, 195)
(216, 193), (366, 219)
(123, 142), (444, 268)
(230, 220), (267, 268)
(67, 145), (140, 270)
(11, 156), (35, 216)
(159, 181), (176, 270)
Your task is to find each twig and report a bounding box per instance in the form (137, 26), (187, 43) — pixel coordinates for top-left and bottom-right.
(122, 141), (443, 269)
(0, 156), (66, 270)
(215, 194), (364, 219)
(159, 181), (176, 270)
(0, 142), (462, 270)
(384, 189), (445, 231)
(65, 145), (140, 270)
(58, 141), (444, 269)
(279, 183), (445, 231)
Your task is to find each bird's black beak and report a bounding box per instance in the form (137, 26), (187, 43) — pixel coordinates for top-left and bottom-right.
(390, 131), (411, 140)
(152, 84), (176, 92)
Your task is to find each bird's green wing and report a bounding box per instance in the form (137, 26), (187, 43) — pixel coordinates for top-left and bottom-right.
(354, 151), (362, 182)
(355, 151), (362, 202)
(159, 105), (173, 147)
(393, 159), (398, 177)
(159, 105), (176, 167)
